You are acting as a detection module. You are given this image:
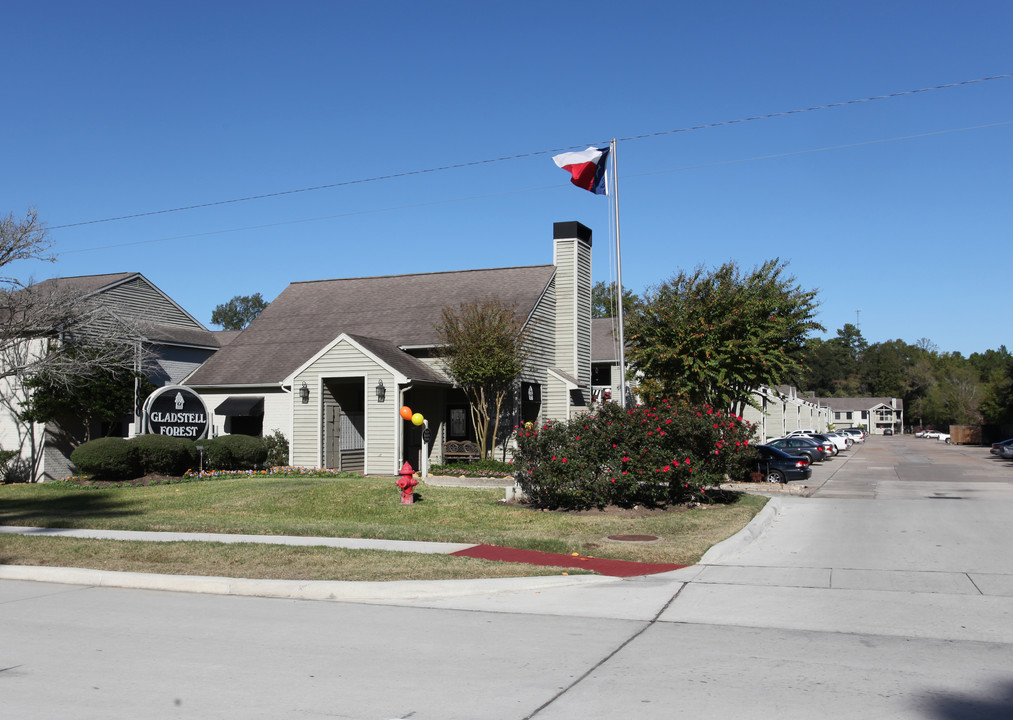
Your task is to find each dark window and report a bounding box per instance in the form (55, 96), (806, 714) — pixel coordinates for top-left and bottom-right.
(446, 405), (470, 440)
(227, 415), (263, 437)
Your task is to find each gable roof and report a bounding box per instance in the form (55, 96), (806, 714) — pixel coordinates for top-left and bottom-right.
(31, 272), (207, 330)
(591, 317), (623, 363)
(186, 264), (556, 387)
(31, 272), (138, 297)
(820, 397), (904, 412)
(22, 273), (217, 348)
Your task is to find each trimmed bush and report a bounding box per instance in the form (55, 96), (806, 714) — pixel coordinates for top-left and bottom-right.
(263, 429), (289, 467)
(513, 400), (757, 510)
(202, 434), (269, 471)
(131, 434), (197, 476)
(71, 437), (141, 480)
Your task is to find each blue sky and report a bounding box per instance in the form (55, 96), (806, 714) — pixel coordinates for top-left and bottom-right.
(3, 1), (1011, 357)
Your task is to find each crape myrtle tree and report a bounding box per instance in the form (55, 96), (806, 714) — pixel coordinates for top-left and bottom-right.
(211, 293), (268, 330)
(627, 259), (822, 417)
(436, 297), (529, 460)
(0, 209), (147, 480)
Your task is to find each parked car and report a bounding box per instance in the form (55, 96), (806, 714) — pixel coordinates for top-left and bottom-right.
(937, 432), (951, 444)
(883, 428), (894, 436)
(753, 445), (813, 483)
(915, 428), (935, 437)
(990, 438), (1013, 455)
(923, 430), (946, 439)
(1000, 444), (1013, 460)
(826, 432), (854, 449)
(841, 428), (866, 442)
(812, 434), (840, 455)
(767, 436), (827, 463)
(791, 432), (837, 456)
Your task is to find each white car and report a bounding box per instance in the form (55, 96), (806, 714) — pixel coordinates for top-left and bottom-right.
(823, 432), (852, 451)
(922, 430), (949, 441)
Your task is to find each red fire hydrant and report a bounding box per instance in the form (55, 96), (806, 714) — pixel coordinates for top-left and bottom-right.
(397, 461), (418, 504)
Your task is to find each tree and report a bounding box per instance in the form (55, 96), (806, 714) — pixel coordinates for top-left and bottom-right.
(436, 297), (529, 460)
(626, 259), (822, 416)
(20, 346), (156, 442)
(211, 293), (267, 330)
(591, 280), (638, 319)
(0, 209), (147, 479)
(860, 339), (913, 397)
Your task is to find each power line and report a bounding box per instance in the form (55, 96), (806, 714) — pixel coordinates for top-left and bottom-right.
(50, 72), (1013, 231)
(53, 118), (1013, 257)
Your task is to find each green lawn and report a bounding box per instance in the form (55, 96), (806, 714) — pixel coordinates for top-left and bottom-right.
(0, 476), (766, 580)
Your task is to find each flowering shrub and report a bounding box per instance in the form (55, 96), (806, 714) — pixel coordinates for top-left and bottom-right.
(513, 400), (757, 510)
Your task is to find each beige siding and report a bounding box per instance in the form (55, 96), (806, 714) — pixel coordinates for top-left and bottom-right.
(291, 339), (396, 475)
(198, 388), (290, 440)
(544, 373), (570, 423)
(554, 241), (576, 376)
(575, 241), (591, 389)
(522, 277), (556, 424)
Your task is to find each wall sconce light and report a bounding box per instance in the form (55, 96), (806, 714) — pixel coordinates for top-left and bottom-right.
(375, 379), (386, 403)
(299, 381), (310, 404)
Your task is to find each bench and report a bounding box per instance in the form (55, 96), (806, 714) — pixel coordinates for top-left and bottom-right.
(442, 440), (480, 463)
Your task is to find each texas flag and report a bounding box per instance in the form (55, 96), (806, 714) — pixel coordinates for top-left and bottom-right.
(552, 146), (609, 195)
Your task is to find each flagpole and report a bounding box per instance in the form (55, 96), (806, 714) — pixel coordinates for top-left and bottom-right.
(610, 138), (627, 408)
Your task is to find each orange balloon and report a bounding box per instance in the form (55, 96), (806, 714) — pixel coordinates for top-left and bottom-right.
(399, 406), (413, 420)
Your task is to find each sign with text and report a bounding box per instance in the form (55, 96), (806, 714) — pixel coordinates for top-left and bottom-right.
(143, 385), (210, 439)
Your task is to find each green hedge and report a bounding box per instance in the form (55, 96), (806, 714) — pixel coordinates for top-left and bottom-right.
(71, 437), (142, 480)
(71, 433), (271, 479)
(201, 434), (269, 471)
(132, 434), (197, 476)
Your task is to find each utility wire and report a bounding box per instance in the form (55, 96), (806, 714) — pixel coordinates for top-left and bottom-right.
(53, 118), (1013, 257)
(50, 73), (1013, 231)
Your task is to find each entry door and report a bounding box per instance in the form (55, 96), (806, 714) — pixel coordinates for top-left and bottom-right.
(325, 404), (366, 471)
(325, 404), (341, 470)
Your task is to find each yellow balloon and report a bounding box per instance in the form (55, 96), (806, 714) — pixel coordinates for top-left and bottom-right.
(411, 413), (424, 426)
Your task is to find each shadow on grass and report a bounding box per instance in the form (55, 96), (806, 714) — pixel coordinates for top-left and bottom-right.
(0, 491), (141, 527)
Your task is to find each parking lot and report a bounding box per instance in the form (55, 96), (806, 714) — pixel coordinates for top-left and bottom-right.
(797, 433), (1013, 500)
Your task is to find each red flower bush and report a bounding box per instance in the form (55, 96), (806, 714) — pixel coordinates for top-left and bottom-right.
(513, 400), (756, 510)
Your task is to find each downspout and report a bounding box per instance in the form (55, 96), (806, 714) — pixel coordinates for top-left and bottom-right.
(280, 382), (293, 466)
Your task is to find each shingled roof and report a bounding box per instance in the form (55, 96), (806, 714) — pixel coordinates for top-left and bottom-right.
(30, 272), (138, 297)
(186, 263), (556, 387)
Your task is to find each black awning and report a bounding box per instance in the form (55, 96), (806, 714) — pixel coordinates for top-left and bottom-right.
(215, 396), (264, 416)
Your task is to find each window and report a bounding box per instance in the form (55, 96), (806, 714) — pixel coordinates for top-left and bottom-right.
(861, 411), (868, 419)
(846, 412), (853, 420)
(447, 406), (469, 439)
(834, 412), (841, 420)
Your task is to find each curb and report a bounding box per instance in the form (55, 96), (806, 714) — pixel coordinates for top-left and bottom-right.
(697, 496), (783, 565)
(0, 564), (617, 601)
